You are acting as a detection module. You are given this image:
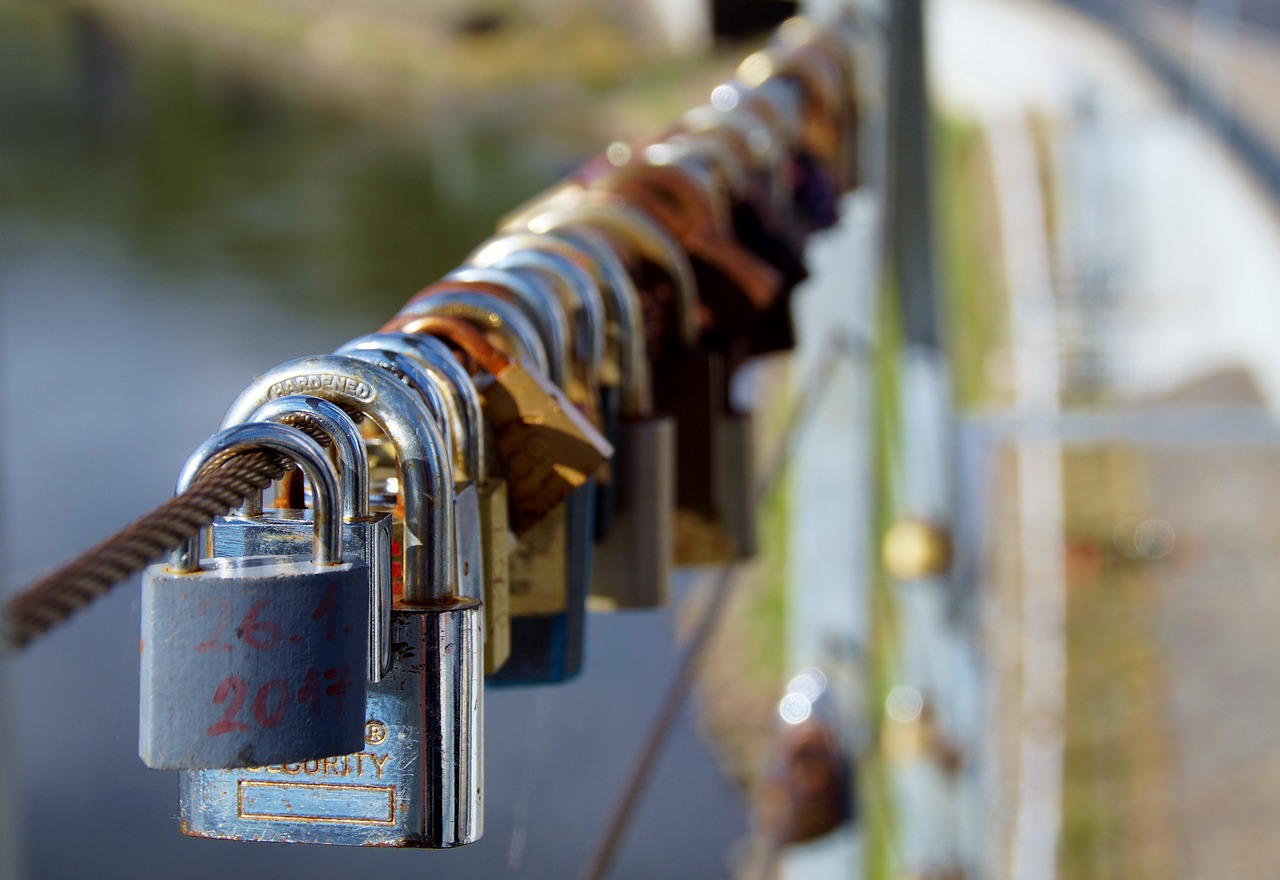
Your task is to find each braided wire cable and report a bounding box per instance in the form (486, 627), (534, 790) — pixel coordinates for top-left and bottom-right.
(4, 452), (284, 650)
(4, 415), (334, 651)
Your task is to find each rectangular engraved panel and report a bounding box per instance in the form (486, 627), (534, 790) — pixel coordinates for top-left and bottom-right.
(237, 780), (396, 825)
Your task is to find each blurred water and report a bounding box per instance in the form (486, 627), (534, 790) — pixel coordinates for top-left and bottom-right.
(0, 7), (748, 877)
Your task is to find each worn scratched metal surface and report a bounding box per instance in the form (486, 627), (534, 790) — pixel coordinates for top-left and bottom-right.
(0, 233), (749, 878)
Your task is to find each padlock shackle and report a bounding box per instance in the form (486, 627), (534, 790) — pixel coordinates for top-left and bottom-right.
(509, 196), (700, 349)
(382, 314), (512, 378)
(468, 235), (608, 393)
(690, 103), (794, 221)
(339, 349), (459, 488)
(591, 163), (716, 244)
(172, 422), (344, 573)
(222, 355), (459, 606)
(659, 130), (751, 204)
(242, 395), (370, 520)
(535, 227), (653, 417)
(736, 79), (804, 151)
(400, 286), (552, 378)
(441, 269), (571, 388)
(340, 333), (486, 486)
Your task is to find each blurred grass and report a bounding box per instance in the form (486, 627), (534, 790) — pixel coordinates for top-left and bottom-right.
(936, 115), (1010, 409)
(864, 264), (905, 880)
(1058, 449), (1175, 880)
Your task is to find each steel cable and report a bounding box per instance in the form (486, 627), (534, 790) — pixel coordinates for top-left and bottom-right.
(3, 416), (335, 651)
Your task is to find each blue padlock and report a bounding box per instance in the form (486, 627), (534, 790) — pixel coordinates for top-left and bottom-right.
(140, 422), (369, 770)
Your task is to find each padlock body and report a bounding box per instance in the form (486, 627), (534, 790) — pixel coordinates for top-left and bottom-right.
(487, 483), (592, 685)
(593, 383), (622, 541)
(590, 416), (675, 610)
(180, 601), (483, 846)
(652, 349), (724, 518)
(212, 510), (393, 681)
(140, 556), (369, 770)
(504, 503), (568, 617)
(485, 361), (612, 534)
(715, 409), (757, 559)
(455, 482), (486, 608)
(478, 478), (512, 674)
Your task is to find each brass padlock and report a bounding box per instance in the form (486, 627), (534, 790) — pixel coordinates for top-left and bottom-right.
(501, 226), (645, 537)
(466, 235), (610, 421)
(396, 284), (612, 534)
(190, 354), (482, 846)
(499, 193), (743, 562)
(588, 253), (675, 610)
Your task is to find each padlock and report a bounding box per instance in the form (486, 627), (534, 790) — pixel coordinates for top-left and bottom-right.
(586, 159), (785, 357)
(497, 197), (727, 543)
(512, 226), (645, 537)
(395, 285), (612, 534)
(686, 103), (799, 245)
(451, 267), (600, 683)
(337, 331), (511, 675)
(667, 119), (809, 355)
(466, 233), (622, 537)
(715, 405), (757, 560)
(443, 267), (575, 392)
(140, 422), (369, 770)
(211, 395), (392, 683)
(465, 237), (610, 421)
(588, 258), (675, 610)
(768, 18), (862, 192)
(334, 339), (481, 609)
(737, 78), (840, 234)
(183, 354), (482, 846)
(499, 192), (700, 360)
(390, 292), (599, 684)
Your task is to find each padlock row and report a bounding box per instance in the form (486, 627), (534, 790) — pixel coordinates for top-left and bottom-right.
(139, 13), (863, 850)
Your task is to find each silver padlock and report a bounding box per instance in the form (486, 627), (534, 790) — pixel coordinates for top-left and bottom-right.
(211, 395), (393, 683)
(182, 355), (482, 846)
(465, 237), (608, 419)
(462, 270), (599, 683)
(588, 265), (675, 610)
(522, 226), (645, 537)
(443, 266), (571, 386)
(140, 422), (369, 770)
(337, 332), (510, 674)
(467, 234), (619, 535)
(397, 290), (590, 684)
(716, 406), (757, 559)
(335, 342), (480, 608)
